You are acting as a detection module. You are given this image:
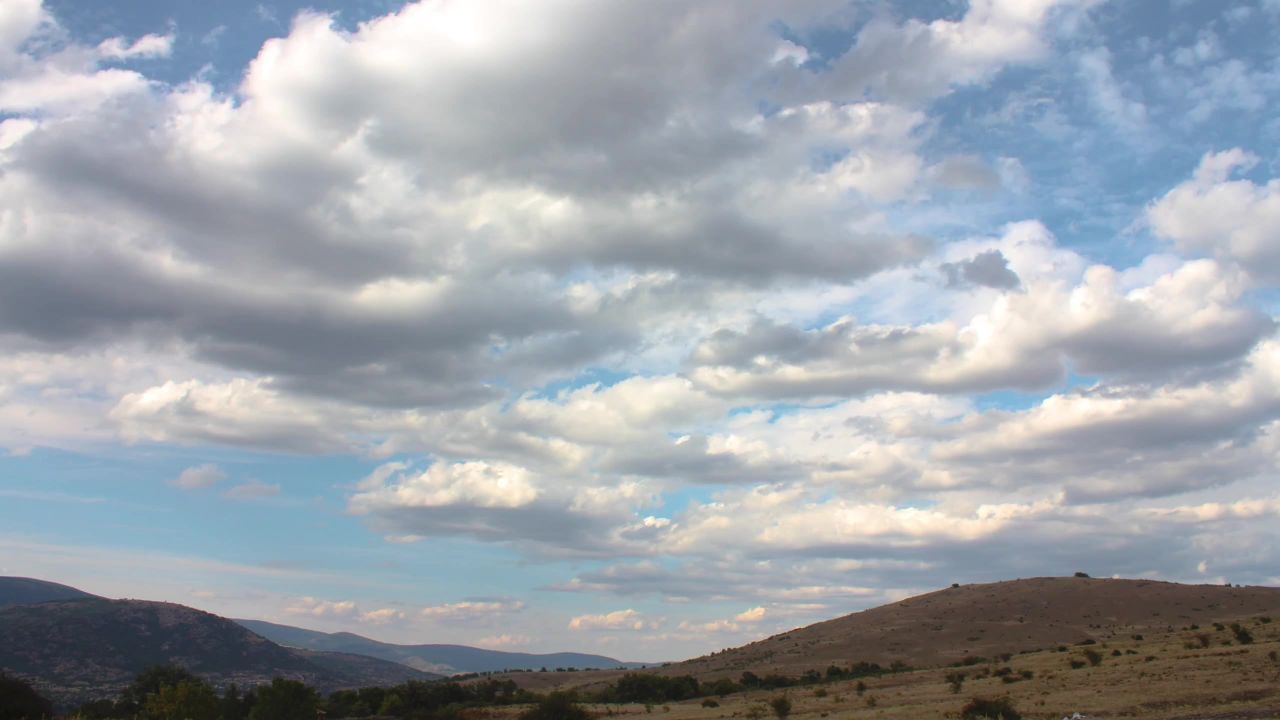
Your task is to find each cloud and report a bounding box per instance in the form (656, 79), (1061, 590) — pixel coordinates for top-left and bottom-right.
(96, 33), (174, 60)
(476, 634), (531, 649)
(1148, 149), (1280, 285)
(284, 596), (358, 618)
(568, 609), (661, 632)
(173, 463), (225, 489)
(418, 599), (525, 621)
(941, 250), (1021, 289)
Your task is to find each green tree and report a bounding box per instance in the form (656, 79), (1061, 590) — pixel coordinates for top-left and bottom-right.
(249, 678), (318, 720)
(119, 666), (201, 716)
(519, 691), (590, 720)
(143, 679), (219, 720)
(0, 674), (54, 720)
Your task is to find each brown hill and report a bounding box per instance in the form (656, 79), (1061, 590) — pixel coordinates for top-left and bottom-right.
(672, 576), (1280, 678)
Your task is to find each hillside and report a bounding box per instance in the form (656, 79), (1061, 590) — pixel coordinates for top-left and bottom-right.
(0, 598), (436, 707)
(671, 576), (1280, 678)
(0, 576), (100, 608)
(237, 618), (643, 674)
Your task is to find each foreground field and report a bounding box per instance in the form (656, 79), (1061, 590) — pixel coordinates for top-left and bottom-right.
(489, 611), (1279, 720)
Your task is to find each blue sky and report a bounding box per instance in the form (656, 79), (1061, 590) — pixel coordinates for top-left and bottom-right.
(2, 0), (1279, 661)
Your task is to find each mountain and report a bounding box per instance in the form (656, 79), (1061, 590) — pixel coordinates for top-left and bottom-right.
(669, 576), (1280, 678)
(236, 618), (644, 675)
(0, 597), (438, 707)
(0, 576), (100, 608)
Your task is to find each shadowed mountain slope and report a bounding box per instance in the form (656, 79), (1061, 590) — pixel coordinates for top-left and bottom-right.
(237, 618), (644, 675)
(0, 598), (437, 707)
(0, 576), (100, 608)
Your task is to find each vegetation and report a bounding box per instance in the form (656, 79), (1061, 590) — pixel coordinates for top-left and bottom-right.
(0, 673), (54, 720)
(768, 695), (792, 719)
(960, 696), (1022, 720)
(519, 692), (590, 720)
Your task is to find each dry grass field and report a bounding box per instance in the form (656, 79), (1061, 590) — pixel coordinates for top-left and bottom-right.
(480, 578), (1280, 720)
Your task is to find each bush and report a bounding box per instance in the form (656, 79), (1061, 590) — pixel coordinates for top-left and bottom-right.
(1229, 623), (1254, 645)
(0, 674), (54, 720)
(960, 696), (1022, 720)
(1083, 649), (1103, 667)
(1068, 660), (1086, 670)
(769, 695), (792, 720)
(1074, 572), (1090, 578)
(701, 698), (719, 708)
(520, 692), (590, 720)
(946, 672), (966, 694)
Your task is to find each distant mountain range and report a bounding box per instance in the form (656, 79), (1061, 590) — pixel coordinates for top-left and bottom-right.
(0, 576), (640, 707)
(0, 582), (436, 707)
(236, 618), (647, 675)
(0, 576), (101, 608)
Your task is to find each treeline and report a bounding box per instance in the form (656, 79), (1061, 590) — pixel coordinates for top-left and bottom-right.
(5, 660), (913, 719)
(595, 662), (905, 704)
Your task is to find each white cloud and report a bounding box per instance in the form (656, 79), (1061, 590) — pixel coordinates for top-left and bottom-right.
(284, 596), (358, 618)
(173, 463), (225, 489)
(96, 33), (174, 60)
(1148, 149), (1280, 285)
(568, 608), (661, 632)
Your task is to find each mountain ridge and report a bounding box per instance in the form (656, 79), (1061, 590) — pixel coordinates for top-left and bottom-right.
(236, 618), (647, 675)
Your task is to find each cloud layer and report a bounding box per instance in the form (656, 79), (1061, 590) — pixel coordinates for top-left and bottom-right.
(2, 0), (1279, 658)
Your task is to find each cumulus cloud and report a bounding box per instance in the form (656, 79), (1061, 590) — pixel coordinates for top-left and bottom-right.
(1148, 149), (1280, 285)
(4, 0), (1280, 655)
(173, 463), (225, 489)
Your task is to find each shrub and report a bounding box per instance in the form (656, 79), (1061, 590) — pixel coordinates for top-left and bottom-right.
(1074, 572), (1090, 578)
(960, 696), (1022, 720)
(1229, 623), (1254, 645)
(855, 681), (866, 697)
(769, 695), (792, 720)
(1267, 650), (1278, 662)
(520, 692), (590, 720)
(1083, 649), (1103, 667)
(1068, 660), (1086, 670)
(946, 672), (966, 694)
(701, 698), (719, 708)
(1260, 616), (1273, 624)
(812, 688), (827, 698)
(1196, 633), (1211, 648)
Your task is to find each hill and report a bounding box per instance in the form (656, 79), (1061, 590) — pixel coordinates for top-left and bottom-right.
(672, 576), (1280, 678)
(0, 598), (437, 707)
(237, 618), (644, 675)
(0, 576), (100, 608)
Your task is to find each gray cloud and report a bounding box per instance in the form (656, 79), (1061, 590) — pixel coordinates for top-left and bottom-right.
(941, 249), (1021, 290)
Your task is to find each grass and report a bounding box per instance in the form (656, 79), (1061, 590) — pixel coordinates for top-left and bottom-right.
(480, 612), (1280, 720)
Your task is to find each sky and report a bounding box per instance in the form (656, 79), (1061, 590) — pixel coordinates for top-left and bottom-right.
(1, 0), (1279, 663)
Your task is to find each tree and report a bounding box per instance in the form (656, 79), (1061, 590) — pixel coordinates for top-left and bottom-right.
(119, 665), (201, 716)
(249, 678), (318, 720)
(143, 679), (220, 720)
(0, 674), (53, 720)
